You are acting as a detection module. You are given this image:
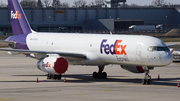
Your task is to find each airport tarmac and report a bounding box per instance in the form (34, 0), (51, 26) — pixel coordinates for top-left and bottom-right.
(0, 51), (180, 101)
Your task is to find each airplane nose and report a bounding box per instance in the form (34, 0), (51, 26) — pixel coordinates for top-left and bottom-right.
(161, 52), (173, 66)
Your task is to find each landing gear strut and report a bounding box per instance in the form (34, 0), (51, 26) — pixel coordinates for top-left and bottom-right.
(93, 66), (107, 79)
(142, 71), (151, 85)
(47, 74), (62, 80)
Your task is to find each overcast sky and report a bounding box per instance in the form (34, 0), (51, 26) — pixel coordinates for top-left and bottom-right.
(1, 0), (180, 6)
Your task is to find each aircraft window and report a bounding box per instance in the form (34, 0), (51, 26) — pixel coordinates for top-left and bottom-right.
(157, 47), (165, 51)
(157, 46), (170, 51)
(164, 46), (170, 51)
(148, 46), (170, 52)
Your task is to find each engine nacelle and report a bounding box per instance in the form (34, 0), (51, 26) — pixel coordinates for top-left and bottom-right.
(121, 65), (154, 73)
(121, 65), (145, 73)
(37, 56), (68, 75)
(7, 51), (21, 55)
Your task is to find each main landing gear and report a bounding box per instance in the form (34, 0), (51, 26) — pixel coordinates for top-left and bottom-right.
(142, 71), (151, 85)
(93, 65), (107, 79)
(47, 74), (62, 80)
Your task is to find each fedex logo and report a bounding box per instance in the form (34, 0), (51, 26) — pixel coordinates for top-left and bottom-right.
(43, 62), (51, 68)
(46, 62), (51, 68)
(11, 11), (22, 19)
(100, 39), (127, 55)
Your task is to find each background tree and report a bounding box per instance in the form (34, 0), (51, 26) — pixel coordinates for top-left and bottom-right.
(167, 2), (174, 7)
(151, 0), (167, 7)
(20, 0), (37, 8)
(88, 0), (106, 7)
(61, 2), (70, 8)
(89, 1), (95, 6)
(73, 0), (87, 8)
(42, 0), (52, 8)
(52, 0), (61, 8)
(126, 3), (142, 8)
(94, 0), (105, 5)
(37, 0), (43, 8)
(0, 1), (7, 7)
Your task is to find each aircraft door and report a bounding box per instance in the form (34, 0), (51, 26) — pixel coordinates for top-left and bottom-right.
(136, 43), (142, 56)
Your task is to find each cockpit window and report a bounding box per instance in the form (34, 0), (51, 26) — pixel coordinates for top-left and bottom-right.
(148, 46), (170, 52)
(164, 46), (170, 51)
(157, 47), (165, 51)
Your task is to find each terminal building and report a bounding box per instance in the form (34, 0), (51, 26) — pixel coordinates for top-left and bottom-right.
(0, 0), (180, 35)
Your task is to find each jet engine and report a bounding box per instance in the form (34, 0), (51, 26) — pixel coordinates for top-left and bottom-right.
(37, 56), (68, 75)
(121, 65), (154, 73)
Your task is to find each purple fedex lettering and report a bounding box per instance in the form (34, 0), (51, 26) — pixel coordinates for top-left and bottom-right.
(100, 39), (116, 55)
(100, 39), (107, 54)
(100, 39), (127, 55)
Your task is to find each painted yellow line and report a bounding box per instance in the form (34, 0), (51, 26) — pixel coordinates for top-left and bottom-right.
(73, 93), (90, 96)
(0, 98), (10, 100)
(104, 90), (109, 92)
(100, 86), (109, 92)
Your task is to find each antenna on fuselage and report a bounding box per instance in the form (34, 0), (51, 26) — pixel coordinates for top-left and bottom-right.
(110, 31), (112, 35)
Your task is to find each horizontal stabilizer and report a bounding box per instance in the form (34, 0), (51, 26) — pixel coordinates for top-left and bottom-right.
(0, 40), (16, 45)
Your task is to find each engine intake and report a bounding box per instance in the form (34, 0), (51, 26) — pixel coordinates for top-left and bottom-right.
(37, 56), (68, 75)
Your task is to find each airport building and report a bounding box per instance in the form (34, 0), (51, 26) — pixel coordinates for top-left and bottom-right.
(0, 0), (180, 35)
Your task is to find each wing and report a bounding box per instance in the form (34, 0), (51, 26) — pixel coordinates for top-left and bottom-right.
(167, 44), (179, 47)
(0, 48), (87, 60)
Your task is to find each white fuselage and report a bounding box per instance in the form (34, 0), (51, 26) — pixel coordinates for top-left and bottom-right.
(26, 32), (173, 67)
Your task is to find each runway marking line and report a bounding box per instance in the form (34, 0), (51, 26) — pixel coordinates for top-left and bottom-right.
(100, 86), (109, 92)
(0, 98), (10, 100)
(73, 93), (90, 96)
(104, 90), (109, 92)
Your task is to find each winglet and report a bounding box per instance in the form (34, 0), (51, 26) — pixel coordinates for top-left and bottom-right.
(8, 0), (32, 35)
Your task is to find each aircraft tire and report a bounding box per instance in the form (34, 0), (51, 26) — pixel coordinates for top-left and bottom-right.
(47, 74), (52, 79)
(142, 79), (146, 85)
(102, 72), (107, 79)
(93, 72), (98, 79)
(57, 75), (62, 80)
(147, 79), (151, 85)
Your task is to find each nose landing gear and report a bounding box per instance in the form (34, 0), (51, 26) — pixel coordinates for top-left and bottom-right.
(142, 70), (151, 85)
(142, 73), (151, 85)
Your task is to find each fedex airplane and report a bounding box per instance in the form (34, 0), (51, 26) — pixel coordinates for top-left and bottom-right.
(0, 0), (173, 85)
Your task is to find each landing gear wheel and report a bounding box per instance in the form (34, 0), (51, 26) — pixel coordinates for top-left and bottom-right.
(57, 75), (62, 80)
(102, 72), (107, 79)
(47, 74), (62, 80)
(53, 75), (62, 80)
(147, 79), (151, 85)
(142, 79), (146, 85)
(93, 72), (98, 79)
(47, 74), (52, 79)
(92, 66), (107, 79)
(142, 71), (151, 85)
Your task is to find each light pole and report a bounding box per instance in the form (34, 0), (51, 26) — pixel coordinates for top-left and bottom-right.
(166, 16), (168, 32)
(73, 17), (75, 32)
(49, 16), (51, 32)
(59, 27), (61, 32)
